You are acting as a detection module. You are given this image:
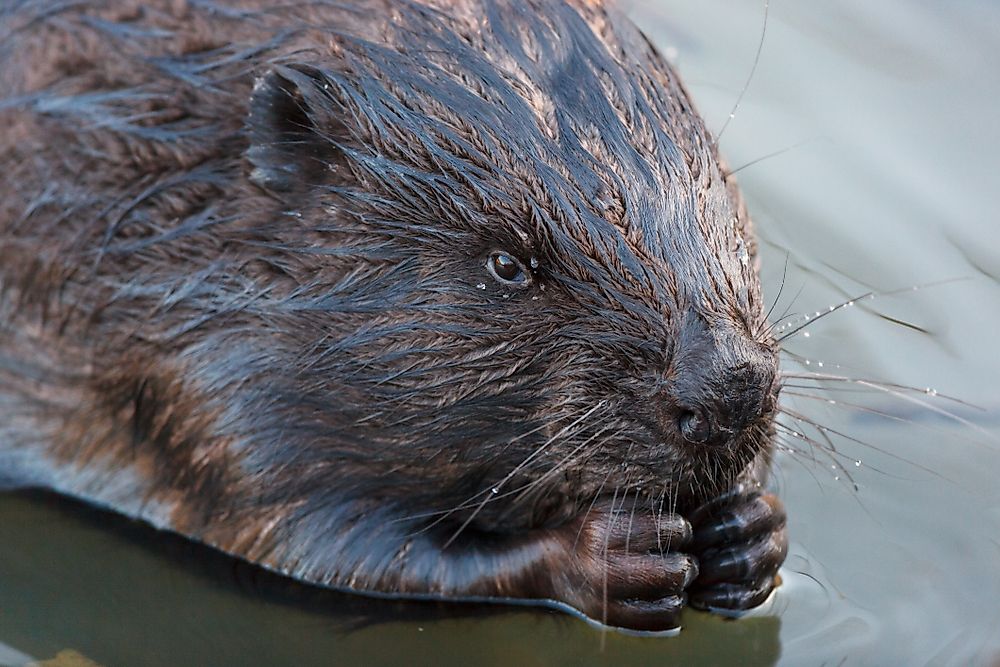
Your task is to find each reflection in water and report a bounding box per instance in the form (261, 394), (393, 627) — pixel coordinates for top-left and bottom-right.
(0, 495), (781, 666)
(3, 1), (1000, 665)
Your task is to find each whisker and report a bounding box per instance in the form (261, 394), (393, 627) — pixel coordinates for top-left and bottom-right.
(782, 372), (990, 440)
(761, 251), (790, 329)
(440, 403), (607, 549)
(778, 408), (950, 482)
(762, 313), (800, 340)
(716, 0), (770, 141)
(781, 371), (980, 408)
(775, 423), (865, 488)
(770, 282), (808, 335)
(776, 291), (874, 343)
(783, 416), (858, 488)
(729, 139), (816, 176)
(392, 414), (582, 524)
(781, 390), (995, 447)
(574, 471), (613, 552)
(404, 401), (607, 542)
(776, 392), (980, 479)
(775, 278), (970, 343)
(667, 477), (680, 553)
(778, 382), (891, 394)
(774, 427), (889, 521)
(652, 483), (667, 555)
(601, 485), (620, 631)
(782, 390), (914, 420)
(625, 488), (639, 557)
(503, 424), (622, 509)
(773, 434), (827, 488)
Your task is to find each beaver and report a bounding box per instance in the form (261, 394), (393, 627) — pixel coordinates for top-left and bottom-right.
(0, 0), (787, 632)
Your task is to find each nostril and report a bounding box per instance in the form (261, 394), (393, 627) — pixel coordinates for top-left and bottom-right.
(678, 409), (712, 444)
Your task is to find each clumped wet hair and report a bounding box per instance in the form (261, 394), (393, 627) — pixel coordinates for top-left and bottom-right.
(1, 0), (776, 585)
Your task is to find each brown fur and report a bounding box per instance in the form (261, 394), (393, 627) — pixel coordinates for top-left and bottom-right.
(0, 0), (784, 630)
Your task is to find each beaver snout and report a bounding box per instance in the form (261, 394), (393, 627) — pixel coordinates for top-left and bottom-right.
(671, 362), (776, 447)
(662, 316), (778, 448)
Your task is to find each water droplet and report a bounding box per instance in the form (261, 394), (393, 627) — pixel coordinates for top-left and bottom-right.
(491, 487), (499, 495)
(855, 460), (862, 467)
(805, 360), (811, 365)
(848, 301), (855, 307)
(834, 475), (840, 481)
(476, 283), (486, 290)
(829, 305), (836, 312)
(502, 293), (510, 299)
(815, 311), (821, 317)
(817, 361), (823, 367)
(530, 256), (539, 269)
(803, 332), (811, 338)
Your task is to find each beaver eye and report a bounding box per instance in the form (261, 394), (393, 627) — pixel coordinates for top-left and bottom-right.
(486, 251), (529, 286)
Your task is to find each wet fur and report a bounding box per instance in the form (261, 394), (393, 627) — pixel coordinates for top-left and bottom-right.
(0, 0), (780, 622)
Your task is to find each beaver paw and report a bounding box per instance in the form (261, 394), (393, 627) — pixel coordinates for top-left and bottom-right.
(687, 486), (788, 613)
(555, 499), (698, 632)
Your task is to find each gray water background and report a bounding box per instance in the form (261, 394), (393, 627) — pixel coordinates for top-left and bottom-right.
(2, 1), (999, 665)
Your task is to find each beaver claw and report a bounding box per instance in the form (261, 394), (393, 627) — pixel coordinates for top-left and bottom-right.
(554, 499), (698, 632)
(687, 486), (788, 613)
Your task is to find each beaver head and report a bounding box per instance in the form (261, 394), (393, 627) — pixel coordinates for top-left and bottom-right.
(226, 1), (779, 535)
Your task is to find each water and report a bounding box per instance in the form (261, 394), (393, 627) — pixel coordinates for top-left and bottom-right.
(3, 1), (999, 665)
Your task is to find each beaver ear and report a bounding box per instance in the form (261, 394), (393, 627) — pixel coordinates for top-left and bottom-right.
(245, 64), (346, 194)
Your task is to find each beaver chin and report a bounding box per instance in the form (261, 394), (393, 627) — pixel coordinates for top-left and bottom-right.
(675, 420), (777, 500)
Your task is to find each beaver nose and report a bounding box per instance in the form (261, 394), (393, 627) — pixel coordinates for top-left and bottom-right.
(672, 362), (774, 446)
(665, 315), (777, 447)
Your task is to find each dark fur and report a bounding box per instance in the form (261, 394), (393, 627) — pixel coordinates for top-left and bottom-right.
(0, 0), (782, 629)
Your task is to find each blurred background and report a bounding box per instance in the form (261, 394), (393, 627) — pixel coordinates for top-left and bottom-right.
(2, 1), (999, 665)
